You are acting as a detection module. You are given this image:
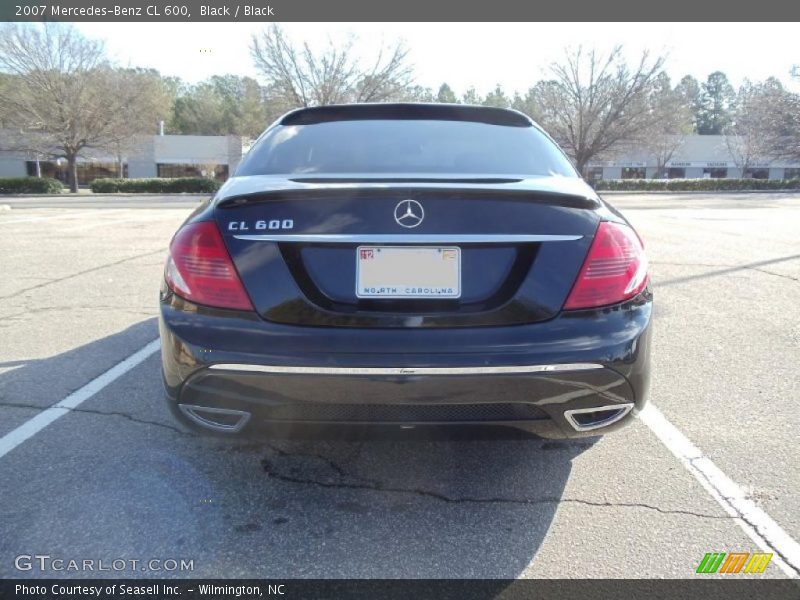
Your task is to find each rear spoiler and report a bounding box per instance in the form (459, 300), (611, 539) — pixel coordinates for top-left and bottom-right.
(217, 186), (600, 210)
(280, 103), (533, 127)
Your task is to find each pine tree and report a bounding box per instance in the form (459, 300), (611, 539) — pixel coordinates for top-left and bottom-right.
(698, 71), (735, 134)
(436, 83), (458, 104)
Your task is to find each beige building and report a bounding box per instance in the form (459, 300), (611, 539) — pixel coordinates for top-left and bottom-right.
(0, 134), (246, 186)
(586, 135), (800, 183)
(2, 132), (799, 185)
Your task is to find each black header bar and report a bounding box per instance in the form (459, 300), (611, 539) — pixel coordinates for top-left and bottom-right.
(2, 579), (800, 600)
(4, 0), (800, 21)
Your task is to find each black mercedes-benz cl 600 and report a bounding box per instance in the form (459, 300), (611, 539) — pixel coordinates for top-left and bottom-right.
(159, 103), (652, 438)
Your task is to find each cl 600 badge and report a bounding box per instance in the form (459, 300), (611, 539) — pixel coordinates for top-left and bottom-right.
(227, 219), (294, 231)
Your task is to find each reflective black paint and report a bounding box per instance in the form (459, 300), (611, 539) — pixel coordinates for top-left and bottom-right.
(159, 284), (652, 438)
(209, 180), (612, 328)
(159, 107), (651, 438)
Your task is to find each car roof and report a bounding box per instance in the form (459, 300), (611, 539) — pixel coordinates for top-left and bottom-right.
(278, 103), (534, 128)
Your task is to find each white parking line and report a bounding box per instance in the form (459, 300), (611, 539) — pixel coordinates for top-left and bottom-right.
(1, 337), (798, 580)
(58, 215), (171, 232)
(640, 404), (800, 578)
(0, 340), (160, 460)
(0, 212), (90, 225)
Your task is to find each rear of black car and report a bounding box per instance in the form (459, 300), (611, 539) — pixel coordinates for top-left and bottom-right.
(159, 104), (652, 438)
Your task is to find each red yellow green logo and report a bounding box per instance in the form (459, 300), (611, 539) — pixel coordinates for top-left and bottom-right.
(696, 552), (773, 574)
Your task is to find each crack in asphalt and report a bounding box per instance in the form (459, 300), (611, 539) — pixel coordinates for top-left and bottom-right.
(750, 269), (800, 283)
(0, 403), (749, 525)
(0, 249), (166, 301)
(73, 407), (193, 436)
(260, 456), (732, 519)
(0, 400), (192, 437)
(257, 444), (731, 520)
(0, 307), (153, 324)
(262, 441), (351, 478)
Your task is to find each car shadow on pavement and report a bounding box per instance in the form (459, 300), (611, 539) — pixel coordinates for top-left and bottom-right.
(0, 317), (596, 579)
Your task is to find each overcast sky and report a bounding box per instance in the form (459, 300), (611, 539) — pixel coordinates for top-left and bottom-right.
(74, 22), (800, 95)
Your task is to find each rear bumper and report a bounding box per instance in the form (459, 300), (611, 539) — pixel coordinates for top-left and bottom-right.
(159, 292), (652, 439)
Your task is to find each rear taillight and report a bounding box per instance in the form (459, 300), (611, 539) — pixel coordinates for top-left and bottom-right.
(165, 221), (253, 311)
(563, 221), (648, 310)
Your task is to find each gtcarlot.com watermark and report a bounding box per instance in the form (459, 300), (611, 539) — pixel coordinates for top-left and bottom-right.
(15, 554), (194, 573)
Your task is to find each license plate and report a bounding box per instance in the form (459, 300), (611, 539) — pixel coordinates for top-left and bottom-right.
(356, 246), (461, 299)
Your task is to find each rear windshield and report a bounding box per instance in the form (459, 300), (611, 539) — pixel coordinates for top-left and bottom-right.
(236, 119), (578, 178)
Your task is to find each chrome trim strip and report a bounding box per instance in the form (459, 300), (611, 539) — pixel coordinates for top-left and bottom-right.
(563, 403), (634, 432)
(178, 404), (251, 433)
(232, 233), (582, 243)
(207, 363), (604, 376)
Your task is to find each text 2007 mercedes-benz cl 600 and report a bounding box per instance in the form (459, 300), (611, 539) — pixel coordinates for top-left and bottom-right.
(159, 103), (651, 438)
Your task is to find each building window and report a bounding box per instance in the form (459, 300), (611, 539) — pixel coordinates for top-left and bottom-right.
(25, 161), (126, 185)
(26, 161), (61, 180)
(743, 168), (769, 179)
(585, 167), (603, 184)
(157, 163), (229, 180)
(667, 168), (686, 179)
(621, 167), (646, 179)
(783, 168), (800, 179)
(703, 168), (727, 179)
(79, 162), (126, 182)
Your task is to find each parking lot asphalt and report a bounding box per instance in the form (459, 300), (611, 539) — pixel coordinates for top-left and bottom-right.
(0, 193), (798, 579)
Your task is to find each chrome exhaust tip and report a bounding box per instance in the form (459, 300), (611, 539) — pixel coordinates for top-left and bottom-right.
(563, 403), (634, 432)
(178, 404), (251, 433)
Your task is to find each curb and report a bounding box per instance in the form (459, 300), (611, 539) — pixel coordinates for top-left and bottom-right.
(0, 193), (210, 198)
(598, 190), (800, 195)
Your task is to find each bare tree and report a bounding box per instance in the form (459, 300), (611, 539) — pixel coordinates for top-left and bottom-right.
(0, 24), (170, 192)
(527, 46), (667, 175)
(767, 95), (800, 162)
(98, 67), (173, 177)
(250, 25), (414, 110)
(755, 78), (800, 163)
(645, 73), (693, 178)
(724, 81), (775, 177)
(0, 24), (104, 190)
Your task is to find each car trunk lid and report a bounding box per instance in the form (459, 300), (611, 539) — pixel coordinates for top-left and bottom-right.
(215, 176), (602, 328)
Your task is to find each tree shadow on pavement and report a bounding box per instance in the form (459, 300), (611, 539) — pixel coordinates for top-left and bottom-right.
(0, 318), (159, 437)
(657, 252), (800, 287)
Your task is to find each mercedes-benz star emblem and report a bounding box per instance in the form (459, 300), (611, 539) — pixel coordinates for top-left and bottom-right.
(394, 199), (424, 228)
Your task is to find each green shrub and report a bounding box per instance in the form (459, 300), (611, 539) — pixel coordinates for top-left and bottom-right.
(0, 177), (64, 194)
(89, 177), (221, 194)
(593, 178), (800, 192)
